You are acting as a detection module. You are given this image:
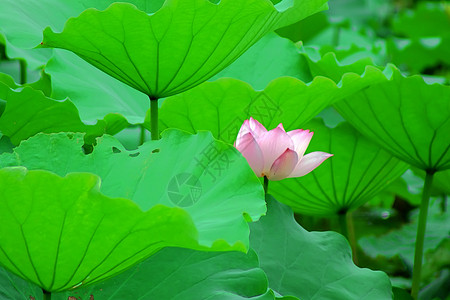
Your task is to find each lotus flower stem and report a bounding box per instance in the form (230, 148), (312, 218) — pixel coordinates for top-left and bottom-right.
(19, 59), (27, 84)
(149, 96), (159, 140)
(43, 289), (51, 300)
(411, 171), (434, 299)
(263, 176), (269, 194)
(139, 124), (146, 145)
(338, 212), (348, 239)
(346, 212), (359, 265)
(338, 212), (359, 264)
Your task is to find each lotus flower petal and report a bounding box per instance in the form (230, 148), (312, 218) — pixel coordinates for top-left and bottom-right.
(248, 117), (267, 139)
(289, 152), (333, 178)
(235, 132), (264, 176)
(256, 126), (293, 175)
(235, 118), (332, 181)
(287, 129), (314, 159)
(235, 119), (252, 148)
(268, 149), (298, 181)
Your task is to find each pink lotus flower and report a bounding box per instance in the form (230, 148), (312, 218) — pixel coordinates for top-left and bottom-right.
(234, 117), (333, 181)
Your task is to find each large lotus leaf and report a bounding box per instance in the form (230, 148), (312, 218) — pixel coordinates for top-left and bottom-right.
(300, 45), (387, 83)
(313, 43), (387, 67)
(0, 1), (158, 123)
(211, 32), (312, 89)
(46, 50), (148, 124)
(250, 196), (393, 299)
(61, 248), (273, 300)
(0, 249), (275, 300)
(0, 167), (209, 292)
(302, 50), (450, 171)
(59, 250), (271, 300)
(0, 72), (18, 89)
(0, 0), (166, 67)
(412, 168), (450, 196)
(41, 0), (328, 98)
(334, 67), (450, 172)
(359, 199), (450, 269)
(0, 130), (266, 250)
(270, 119), (408, 216)
(0, 82), (102, 145)
(158, 68), (391, 144)
(274, 12), (330, 44)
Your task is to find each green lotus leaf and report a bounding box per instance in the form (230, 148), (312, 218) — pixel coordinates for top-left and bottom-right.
(41, 0), (328, 98)
(392, 2), (450, 39)
(274, 12), (329, 44)
(369, 174), (422, 207)
(300, 44), (386, 83)
(0, 167), (204, 292)
(60, 248), (273, 300)
(0, 266), (42, 300)
(211, 32), (312, 89)
(250, 196), (393, 299)
(24, 70), (52, 97)
(0, 131), (13, 154)
(326, 0), (393, 27)
(301, 48), (450, 172)
(0, 82), (105, 145)
(0, 79), (129, 145)
(0, 72), (18, 89)
(386, 37), (450, 74)
(0, 129), (266, 250)
(412, 168), (450, 196)
(0, 0), (165, 67)
(0, 1), (159, 124)
(158, 70), (389, 144)
(334, 67), (450, 172)
(311, 43), (387, 67)
(1, 248), (275, 300)
(46, 50), (148, 124)
(270, 119), (408, 216)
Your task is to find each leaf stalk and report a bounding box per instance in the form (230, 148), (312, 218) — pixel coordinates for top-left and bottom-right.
(43, 289), (51, 300)
(411, 171), (434, 299)
(19, 59), (27, 84)
(150, 96), (159, 140)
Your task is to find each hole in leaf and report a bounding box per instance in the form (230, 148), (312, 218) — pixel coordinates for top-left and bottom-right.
(82, 144), (93, 154)
(67, 133), (74, 139)
(129, 152), (140, 157)
(112, 147), (121, 153)
(152, 148), (160, 153)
